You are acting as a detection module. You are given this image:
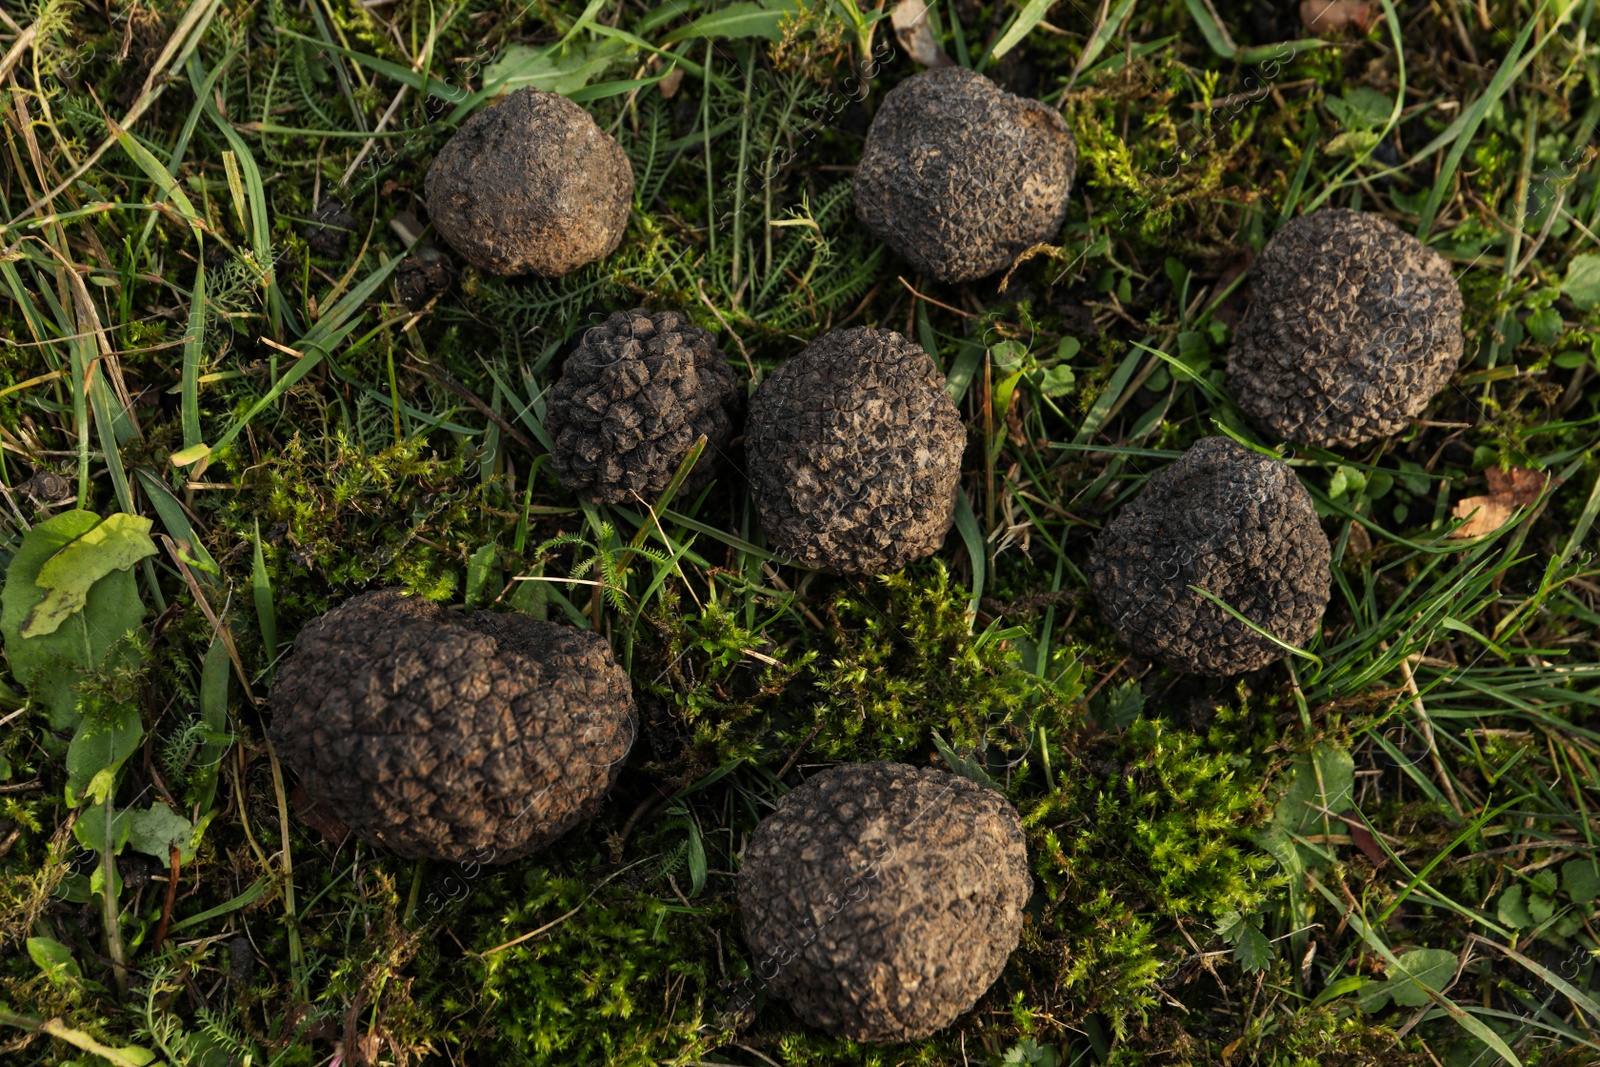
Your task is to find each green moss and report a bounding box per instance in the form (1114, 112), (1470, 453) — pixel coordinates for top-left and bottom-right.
(1021, 719), (1280, 1036)
(802, 563), (1079, 761)
(474, 868), (726, 1066)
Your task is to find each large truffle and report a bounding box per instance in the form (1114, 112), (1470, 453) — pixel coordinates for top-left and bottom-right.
(1087, 437), (1331, 677)
(854, 67), (1077, 283)
(1227, 209), (1464, 448)
(268, 591), (635, 862)
(739, 762), (1030, 1042)
(745, 327), (964, 575)
(545, 308), (739, 504)
(424, 88), (633, 277)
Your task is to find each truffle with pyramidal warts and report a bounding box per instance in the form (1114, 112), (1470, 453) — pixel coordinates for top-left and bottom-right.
(268, 590), (635, 863)
(744, 327), (965, 575)
(424, 88), (633, 277)
(1087, 437), (1331, 677)
(739, 762), (1031, 1042)
(545, 308), (740, 504)
(1227, 209), (1464, 449)
(854, 67), (1077, 284)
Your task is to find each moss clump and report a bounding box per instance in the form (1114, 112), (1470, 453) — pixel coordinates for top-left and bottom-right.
(1020, 719), (1280, 1035)
(801, 564), (1079, 761)
(475, 868), (727, 1065)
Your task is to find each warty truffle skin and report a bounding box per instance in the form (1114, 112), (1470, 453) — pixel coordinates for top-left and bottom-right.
(424, 88), (633, 277)
(1087, 437), (1332, 677)
(1227, 209), (1464, 448)
(745, 327), (965, 575)
(739, 762), (1031, 1043)
(545, 308), (740, 504)
(268, 590), (636, 863)
(854, 67), (1077, 284)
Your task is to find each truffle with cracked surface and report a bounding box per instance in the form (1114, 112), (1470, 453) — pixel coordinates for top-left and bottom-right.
(854, 67), (1077, 284)
(1086, 437), (1331, 676)
(268, 590), (635, 862)
(1227, 209), (1463, 448)
(545, 308), (740, 504)
(738, 762), (1031, 1043)
(424, 88), (633, 277)
(745, 327), (965, 575)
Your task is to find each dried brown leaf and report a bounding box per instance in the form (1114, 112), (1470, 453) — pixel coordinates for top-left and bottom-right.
(891, 0), (953, 68)
(1300, 0), (1379, 34)
(1450, 467), (1549, 538)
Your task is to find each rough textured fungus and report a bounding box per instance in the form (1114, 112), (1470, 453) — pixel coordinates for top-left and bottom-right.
(268, 590), (635, 862)
(1227, 209), (1463, 448)
(739, 763), (1031, 1043)
(424, 88), (633, 277)
(1087, 437), (1331, 676)
(854, 67), (1077, 283)
(545, 308), (740, 504)
(745, 327), (964, 575)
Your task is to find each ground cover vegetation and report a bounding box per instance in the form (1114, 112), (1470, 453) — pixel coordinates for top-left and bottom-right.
(1, 0), (1598, 1063)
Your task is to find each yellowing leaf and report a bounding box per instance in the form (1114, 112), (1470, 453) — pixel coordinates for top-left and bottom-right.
(0, 510), (149, 729)
(22, 514), (157, 638)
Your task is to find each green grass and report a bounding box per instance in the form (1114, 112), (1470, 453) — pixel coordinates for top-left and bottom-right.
(2, 0), (1599, 1064)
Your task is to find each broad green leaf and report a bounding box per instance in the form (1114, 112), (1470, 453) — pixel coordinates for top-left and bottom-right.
(72, 799), (133, 853)
(27, 936), (84, 986)
(192, 631), (232, 811)
(0, 511), (147, 729)
(1562, 253), (1600, 310)
(465, 545), (497, 607)
(482, 38), (631, 95)
(990, 0), (1060, 60)
(127, 803), (197, 862)
(1182, 0), (1236, 58)
(1037, 364), (1076, 398)
(1497, 884), (1533, 928)
(1387, 947), (1459, 1007)
(662, 0), (797, 43)
(1273, 744), (1355, 837)
(932, 730), (996, 788)
(23, 514), (156, 638)
(1562, 858), (1600, 904)
(1355, 977), (1394, 1012)
(1234, 922), (1273, 973)
(66, 702), (143, 806)
(1096, 679), (1145, 729)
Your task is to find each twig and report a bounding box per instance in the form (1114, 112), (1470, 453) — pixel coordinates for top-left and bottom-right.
(897, 275), (976, 318)
(409, 359), (539, 454)
(265, 738), (308, 998)
(1398, 652), (1465, 818)
(479, 860), (648, 956)
(151, 845), (181, 950)
(775, 721), (824, 782)
(696, 278), (754, 377)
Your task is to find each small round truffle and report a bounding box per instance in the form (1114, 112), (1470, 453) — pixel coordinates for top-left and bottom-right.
(545, 308), (740, 504)
(739, 763), (1030, 1043)
(1227, 209), (1464, 448)
(268, 590), (635, 862)
(854, 67), (1077, 283)
(745, 327), (964, 575)
(424, 88), (633, 277)
(1087, 437), (1331, 677)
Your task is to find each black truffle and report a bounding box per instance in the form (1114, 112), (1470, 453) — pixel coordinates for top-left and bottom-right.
(745, 327), (965, 575)
(1087, 437), (1331, 677)
(854, 67), (1077, 284)
(545, 309), (739, 504)
(268, 590), (635, 862)
(424, 88), (633, 277)
(739, 762), (1030, 1042)
(1227, 209), (1464, 448)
